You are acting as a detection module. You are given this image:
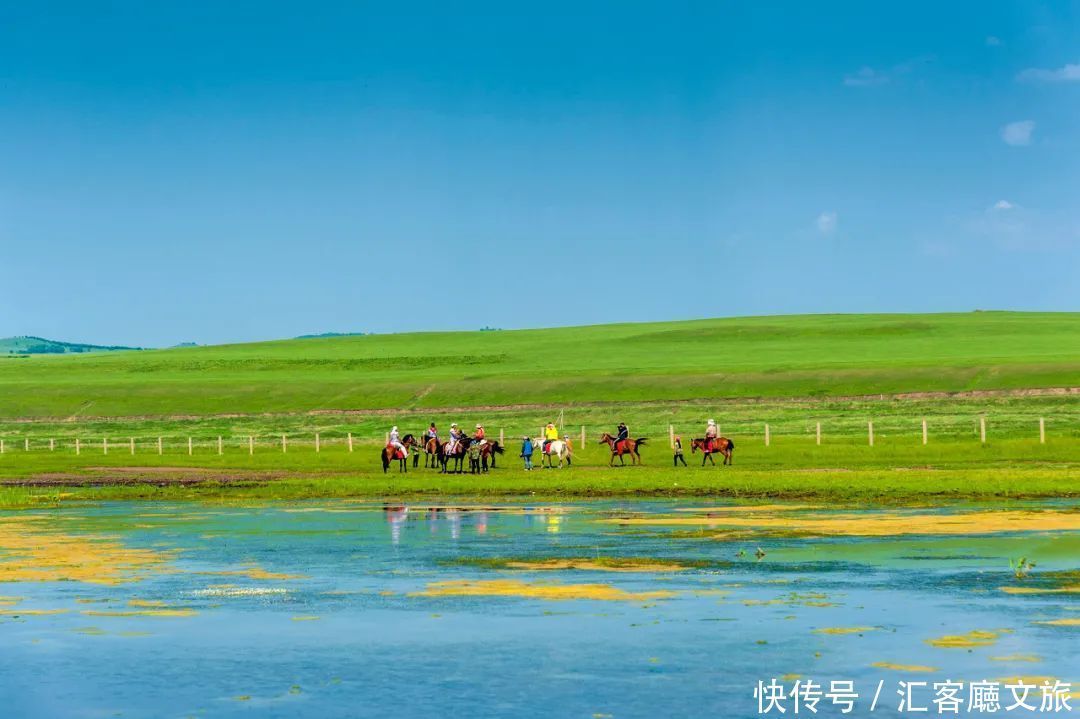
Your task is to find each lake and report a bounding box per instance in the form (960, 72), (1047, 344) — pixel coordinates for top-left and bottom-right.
(2, 499), (1079, 718)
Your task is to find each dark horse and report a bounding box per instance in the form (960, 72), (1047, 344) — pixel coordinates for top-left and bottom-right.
(382, 434), (418, 474)
(598, 432), (648, 466)
(439, 436), (472, 474)
(690, 436), (735, 466)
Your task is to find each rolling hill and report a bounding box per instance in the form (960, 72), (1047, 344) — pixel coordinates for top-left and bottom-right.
(0, 312), (1077, 419)
(0, 336), (142, 357)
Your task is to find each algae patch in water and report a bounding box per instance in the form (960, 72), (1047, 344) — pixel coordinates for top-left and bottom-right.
(453, 557), (701, 573)
(0, 515), (174, 585)
(925, 629), (1008, 648)
(82, 608), (197, 618)
(602, 509), (1080, 537)
(870, 662), (938, 673)
(1033, 618), (1080, 627)
(813, 626), (876, 635)
(991, 654), (1042, 663)
(410, 579), (676, 602)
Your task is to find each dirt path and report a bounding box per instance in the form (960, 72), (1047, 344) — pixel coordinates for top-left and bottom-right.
(3, 386), (1077, 425)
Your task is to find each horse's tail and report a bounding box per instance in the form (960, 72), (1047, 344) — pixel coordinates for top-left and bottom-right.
(727, 438), (735, 451)
(635, 437), (648, 446)
(492, 441), (505, 455)
(381, 448), (390, 472)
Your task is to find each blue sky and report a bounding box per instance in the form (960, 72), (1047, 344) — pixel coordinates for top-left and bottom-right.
(1, 1), (1078, 346)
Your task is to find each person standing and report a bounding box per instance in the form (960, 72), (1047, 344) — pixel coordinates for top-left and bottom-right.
(521, 435), (534, 470)
(673, 435), (687, 466)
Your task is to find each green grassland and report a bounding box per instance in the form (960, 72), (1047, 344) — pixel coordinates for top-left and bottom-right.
(1, 312), (1077, 418)
(0, 312), (1076, 506)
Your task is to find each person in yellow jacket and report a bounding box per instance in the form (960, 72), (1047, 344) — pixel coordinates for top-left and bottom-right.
(543, 422), (559, 454)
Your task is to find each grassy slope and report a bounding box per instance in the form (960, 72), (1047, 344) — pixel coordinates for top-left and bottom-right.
(1, 312), (1078, 418)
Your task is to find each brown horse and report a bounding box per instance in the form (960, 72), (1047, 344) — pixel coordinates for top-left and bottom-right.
(382, 434), (418, 473)
(422, 436), (441, 468)
(478, 440), (504, 470)
(598, 432), (648, 466)
(690, 436), (735, 466)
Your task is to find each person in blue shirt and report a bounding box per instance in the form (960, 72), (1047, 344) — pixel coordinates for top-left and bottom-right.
(520, 435), (534, 471)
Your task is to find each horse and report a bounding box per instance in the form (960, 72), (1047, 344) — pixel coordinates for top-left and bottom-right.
(381, 434), (418, 474)
(422, 435), (441, 469)
(439, 436), (472, 474)
(690, 436), (735, 466)
(598, 432), (647, 466)
(478, 440), (504, 471)
(533, 438), (571, 468)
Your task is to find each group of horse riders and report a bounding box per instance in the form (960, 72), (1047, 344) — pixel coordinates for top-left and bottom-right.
(388, 417), (728, 461)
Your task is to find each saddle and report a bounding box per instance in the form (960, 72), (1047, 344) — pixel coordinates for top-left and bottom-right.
(615, 439), (630, 453)
(385, 444), (406, 460)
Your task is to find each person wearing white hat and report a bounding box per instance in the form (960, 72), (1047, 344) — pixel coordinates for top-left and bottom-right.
(447, 423), (462, 454)
(389, 425), (407, 457)
(473, 423), (486, 445)
(705, 419), (718, 452)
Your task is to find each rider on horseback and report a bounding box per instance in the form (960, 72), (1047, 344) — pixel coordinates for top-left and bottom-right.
(615, 422), (629, 451)
(447, 423), (463, 454)
(543, 422), (559, 453)
(425, 422), (438, 442)
(705, 419), (718, 452)
(389, 426), (408, 458)
(474, 423), (486, 445)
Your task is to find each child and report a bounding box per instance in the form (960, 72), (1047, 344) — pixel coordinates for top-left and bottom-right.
(521, 435), (534, 471)
(673, 435), (687, 466)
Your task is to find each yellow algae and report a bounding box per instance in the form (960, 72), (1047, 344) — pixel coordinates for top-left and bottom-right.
(996, 676), (1058, 686)
(991, 654), (1042, 663)
(813, 626), (876, 635)
(0, 608), (69, 616)
(1034, 618), (1080, 627)
(75, 626), (106, 635)
(781, 673), (802, 681)
(118, 631), (152, 637)
(871, 662), (938, 673)
(128, 599), (167, 608)
(1000, 585), (1080, 595)
(81, 608), (197, 618)
(602, 509), (1080, 537)
(196, 566), (307, 581)
(291, 615), (321, 621)
(503, 559), (689, 573)
(675, 505), (819, 513)
(0, 515), (173, 585)
(925, 629), (1004, 648)
(233, 696), (251, 702)
(410, 579), (676, 602)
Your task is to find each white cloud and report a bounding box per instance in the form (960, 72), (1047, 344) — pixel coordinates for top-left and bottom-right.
(816, 211), (837, 235)
(1017, 62), (1080, 83)
(985, 36), (1001, 47)
(1000, 120), (1035, 146)
(992, 200), (1015, 211)
(844, 67), (888, 87)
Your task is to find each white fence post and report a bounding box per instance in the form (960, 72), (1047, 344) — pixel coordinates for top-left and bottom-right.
(347, 432), (353, 453)
(249, 435), (254, 455)
(815, 422), (821, 446)
(218, 436), (223, 455)
(764, 424), (771, 447)
(129, 437), (135, 455)
(24, 438), (29, 451)
(1039, 417), (1046, 444)
(49, 438), (55, 451)
(158, 436), (163, 455)
(75, 438), (80, 455)
(922, 419), (928, 445)
(499, 428), (504, 446)
(188, 437), (193, 456)
(282, 435), (287, 453)
(315, 433), (320, 453)
(669, 424), (674, 449)
(103, 438), (108, 455)
(0, 439), (4, 454)
(979, 416), (987, 444)
(581, 425), (586, 447)
(868, 421), (874, 447)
